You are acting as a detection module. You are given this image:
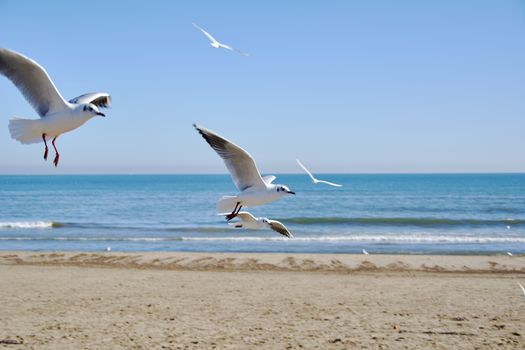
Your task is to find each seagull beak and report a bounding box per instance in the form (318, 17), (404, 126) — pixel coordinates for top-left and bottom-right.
(287, 191), (296, 195)
(96, 112), (106, 117)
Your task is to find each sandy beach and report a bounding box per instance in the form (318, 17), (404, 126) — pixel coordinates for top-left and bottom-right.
(1, 252), (524, 349)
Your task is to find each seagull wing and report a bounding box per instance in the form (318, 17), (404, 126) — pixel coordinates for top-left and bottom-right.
(296, 159), (316, 182)
(315, 179), (343, 187)
(262, 175), (276, 184)
(69, 93), (111, 108)
(219, 43), (249, 56)
(192, 23), (219, 44)
(194, 124), (266, 191)
(236, 211), (258, 224)
(0, 48), (69, 117)
(267, 220), (293, 238)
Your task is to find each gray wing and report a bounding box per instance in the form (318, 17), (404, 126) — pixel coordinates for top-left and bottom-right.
(0, 48), (68, 117)
(194, 124), (266, 191)
(268, 220), (293, 238)
(69, 93), (111, 108)
(236, 211), (258, 223)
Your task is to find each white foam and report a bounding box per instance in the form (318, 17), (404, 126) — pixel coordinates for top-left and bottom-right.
(0, 221), (54, 229)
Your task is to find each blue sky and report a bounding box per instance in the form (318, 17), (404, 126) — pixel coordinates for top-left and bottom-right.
(0, 0), (524, 174)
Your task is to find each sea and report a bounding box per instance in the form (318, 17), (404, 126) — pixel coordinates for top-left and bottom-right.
(0, 174), (524, 254)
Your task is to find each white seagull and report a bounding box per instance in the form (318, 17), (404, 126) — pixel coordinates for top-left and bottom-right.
(507, 252), (513, 257)
(296, 159), (342, 187)
(224, 211), (293, 238)
(194, 124), (295, 221)
(192, 22), (249, 56)
(362, 249), (369, 255)
(0, 48), (111, 166)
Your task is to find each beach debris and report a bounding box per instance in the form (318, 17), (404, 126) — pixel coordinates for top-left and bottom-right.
(518, 282), (525, 297)
(296, 159), (342, 187)
(0, 339), (23, 345)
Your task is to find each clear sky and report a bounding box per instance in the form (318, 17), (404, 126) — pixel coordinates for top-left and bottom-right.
(0, 0), (524, 174)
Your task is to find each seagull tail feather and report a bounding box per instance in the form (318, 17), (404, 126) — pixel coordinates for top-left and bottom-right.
(217, 195), (239, 214)
(8, 117), (44, 144)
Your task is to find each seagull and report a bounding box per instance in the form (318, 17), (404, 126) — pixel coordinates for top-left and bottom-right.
(0, 48), (111, 166)
(507, 252), (513, 256)
(106, 246), (111, 252)
(519, 282), (525, 297)
(296, 159), (342, 187)
(362, 249), (369, 255)
(192, 22), (249, 56)
(194, 124), (295, 221)
(224, 211), (293, 238)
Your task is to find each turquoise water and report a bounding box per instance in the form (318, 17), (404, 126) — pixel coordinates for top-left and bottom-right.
(0, 174), (524, 254)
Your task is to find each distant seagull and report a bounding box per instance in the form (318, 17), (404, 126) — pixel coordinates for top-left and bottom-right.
(507, 225), (511, 230)
(296, 159), (342, 187)
(192, 22), (249, 56)
(0, 48), (110, 166)
(507, 252), (513, 256)
(106, 246), (111, 252)
(224, 211), (293, 238)
(519, 282), (525, 297)
(362, 249), (369, 255)
(194, 124), (295, 220)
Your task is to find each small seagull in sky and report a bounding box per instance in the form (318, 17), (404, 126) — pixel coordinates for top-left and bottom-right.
(194, 124), (295, 221)
(507, 252), (513, 256)
(192, 22), (249, 56)
(362, 249), (369, 255)
(0, 48), (110, 166)
(224, 211), (293, 238)
(296, 159), (342, 187)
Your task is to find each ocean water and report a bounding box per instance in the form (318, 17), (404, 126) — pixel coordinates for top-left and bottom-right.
(0, 174), (524, 254)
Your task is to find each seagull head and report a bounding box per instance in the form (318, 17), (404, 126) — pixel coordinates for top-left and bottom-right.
(82, 103), (105, 117)
(276, 185), (295, 196)
(210, 42), (220, 49)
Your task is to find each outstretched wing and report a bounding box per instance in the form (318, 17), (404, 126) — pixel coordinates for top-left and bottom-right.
(316, 179), (343, 187)
(268, 220), (293, 238)
(262, 175), (276, 184)
(296, 159), (316, 182)
(194, 124), (266, 191)
(192, 22), (219, 44)
(0, 48), (68, 117)
(236, 211), (258, 224)
(219, 43), (249, 56)
(69, 93), (111, 108)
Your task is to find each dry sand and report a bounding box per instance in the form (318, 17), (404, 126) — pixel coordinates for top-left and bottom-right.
(0, 251), (524, 349)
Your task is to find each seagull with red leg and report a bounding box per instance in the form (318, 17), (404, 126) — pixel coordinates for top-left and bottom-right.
(194, 124), (296, 221)
(0, 48), (110, 166)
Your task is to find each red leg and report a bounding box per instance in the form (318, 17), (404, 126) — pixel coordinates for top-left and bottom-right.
(42, 134), (48, 160)
(226, 202), (241, 221)
(52, 136), (60, 167)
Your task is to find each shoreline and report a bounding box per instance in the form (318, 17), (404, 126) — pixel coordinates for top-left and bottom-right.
(1, 251), (524, 274)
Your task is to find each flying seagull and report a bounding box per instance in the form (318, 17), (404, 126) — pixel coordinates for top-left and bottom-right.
(507, 252), (513, 257)
(192, 22), (249, 56)
(362, 249), (369, 255)
(296, 159), (342, 187)
(194, 124), (295, 221)
(0, 48), (110, 166)
(224, 211), (293, 238)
